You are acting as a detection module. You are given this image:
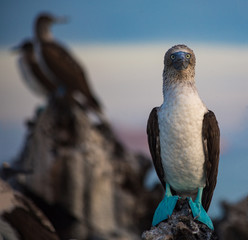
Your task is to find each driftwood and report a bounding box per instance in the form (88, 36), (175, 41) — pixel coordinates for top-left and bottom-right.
(0, 178), (59, 240)
(141, 194), (248, 240)
(214, 196), (248, 240)
(7, 99), (162, 240)
(141, 198), (218, 240)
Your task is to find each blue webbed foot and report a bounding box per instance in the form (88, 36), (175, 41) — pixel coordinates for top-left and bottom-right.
(152, 194), (178, 226)
(188, 188), (214, 230)
(152, 183), (179, 226)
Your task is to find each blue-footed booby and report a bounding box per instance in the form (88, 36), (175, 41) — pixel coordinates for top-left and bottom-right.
(147, 44), (220, 229)
(34, 13), (102, 113)
(13, 40), (56, 98)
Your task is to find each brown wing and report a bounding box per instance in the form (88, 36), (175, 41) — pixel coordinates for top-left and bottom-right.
(41, 42), (101, 111)
(28, 55), (56, 93)
(147, 107), (166, 189)
(202, 110), (220, 211)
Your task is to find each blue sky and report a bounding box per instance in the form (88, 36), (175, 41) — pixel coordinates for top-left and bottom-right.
(1, 0), (248, 46)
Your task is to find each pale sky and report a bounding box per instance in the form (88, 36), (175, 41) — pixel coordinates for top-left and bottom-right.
(1, 42), (248, 136)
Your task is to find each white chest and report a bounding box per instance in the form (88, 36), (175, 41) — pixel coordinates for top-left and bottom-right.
(35, 42), (57, 85)
(18, 56), (47, 98)
(158, 86), (208, 193)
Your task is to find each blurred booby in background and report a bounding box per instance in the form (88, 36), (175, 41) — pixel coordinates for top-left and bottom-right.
(34, 13), (102, 113)
(13, 40), (56, 98)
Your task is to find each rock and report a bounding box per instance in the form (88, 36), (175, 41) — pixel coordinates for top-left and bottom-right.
(4, 95), (248, 240)
(0, 178), (59, 240)
(214, 196), (248, 240)
(8, 99), (162, 239)
(141, 198), (218, 240)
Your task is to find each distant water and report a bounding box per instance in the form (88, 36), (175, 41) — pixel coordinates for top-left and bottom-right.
(0, 123), (26, 163)
(208, 148), (248, 218)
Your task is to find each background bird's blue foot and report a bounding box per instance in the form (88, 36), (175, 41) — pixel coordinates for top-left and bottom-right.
(188, 188), (214, 230)
(35, 106), (45, 116)
(152, 183), (178, 226)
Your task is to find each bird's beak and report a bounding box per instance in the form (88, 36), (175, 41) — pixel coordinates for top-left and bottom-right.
(10, 45), (21, 53)
(172, 52), (190, 70)
(53, 16), (69, 24)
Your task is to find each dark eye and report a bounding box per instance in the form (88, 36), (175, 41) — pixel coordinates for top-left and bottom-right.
(186, 53), (191, 59)
(170, 54), (175, 60)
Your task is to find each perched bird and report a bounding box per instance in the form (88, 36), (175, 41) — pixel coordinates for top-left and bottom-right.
(147, 44), (220, 229)
(13, 40), (56, 98)
(34, 13), (102, 113)
(13, 40), (93, 113)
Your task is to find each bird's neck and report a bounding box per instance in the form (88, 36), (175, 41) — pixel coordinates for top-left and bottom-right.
(162, 75), (196, 102)
(35, 24), (53, 42)
(24, 51), (36, 63)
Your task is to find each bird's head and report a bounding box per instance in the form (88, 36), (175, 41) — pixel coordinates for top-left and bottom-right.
(163, 44), (196, 84)
(36, 13), (68, 27)
(11, 40), (34, 56)
(34, 13), (68, 41)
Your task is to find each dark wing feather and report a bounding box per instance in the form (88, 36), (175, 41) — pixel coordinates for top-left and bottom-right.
(41, 42), (101, 111)
(202, 110), (220, 211)
(28, 56), (56, 93)
(147, 107), (166, 189)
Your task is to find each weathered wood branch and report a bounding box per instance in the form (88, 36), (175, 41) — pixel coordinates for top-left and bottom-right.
(214, 196), (248, 240)
(142, 198), (218, 240)
(0, 179), (59, 240)
(8, 99), (162, 239)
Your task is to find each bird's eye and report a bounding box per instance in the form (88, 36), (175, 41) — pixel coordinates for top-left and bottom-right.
(186, 53), (191, 59)
(170, 54), (175, 60)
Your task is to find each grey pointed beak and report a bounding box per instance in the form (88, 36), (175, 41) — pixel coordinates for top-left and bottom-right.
(172, 52), (190, 70)
(10, 45), (21, 53)
(53, 16), (69, 24)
